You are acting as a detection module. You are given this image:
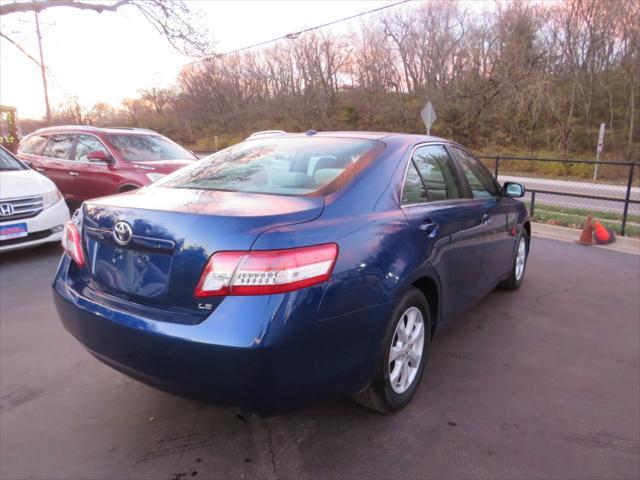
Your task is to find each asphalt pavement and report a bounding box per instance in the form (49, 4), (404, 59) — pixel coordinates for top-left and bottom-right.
(1, 239), (639, 480)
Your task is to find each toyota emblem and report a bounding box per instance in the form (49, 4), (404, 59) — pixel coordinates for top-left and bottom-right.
(113, 221), (133, 245)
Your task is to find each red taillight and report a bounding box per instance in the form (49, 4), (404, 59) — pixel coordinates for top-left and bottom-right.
(195, 243), (338, 297)
(61, 221), (84, 267)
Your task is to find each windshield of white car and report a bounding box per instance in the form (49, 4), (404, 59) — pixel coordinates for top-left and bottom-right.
(155, 137), (383, 196)
(105, 134), (194, 163)
(0, 148), (25, 171)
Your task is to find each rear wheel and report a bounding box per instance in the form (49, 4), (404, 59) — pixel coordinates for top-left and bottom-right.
(499, 232), (528, 290)
(352, 288), (431, 413)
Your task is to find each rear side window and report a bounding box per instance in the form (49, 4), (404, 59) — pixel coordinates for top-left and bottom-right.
(450, 147), (499, 198)
(18, 134), (48, 155)
(402, 163), (428, 204)
(157, 137), (382, 196)
(75, 134), (110, 162)
(42, 134), (74, 160)
(401, 145), (461, 204)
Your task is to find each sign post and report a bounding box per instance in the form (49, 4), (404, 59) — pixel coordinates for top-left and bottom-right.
(594, 123), (605, 181)
(421, 101), (437, 135)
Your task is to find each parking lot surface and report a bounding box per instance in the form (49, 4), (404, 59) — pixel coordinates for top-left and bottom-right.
(1, 238), (639, 480)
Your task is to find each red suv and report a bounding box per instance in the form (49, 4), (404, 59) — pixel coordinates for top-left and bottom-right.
(16, 126), (196, 205)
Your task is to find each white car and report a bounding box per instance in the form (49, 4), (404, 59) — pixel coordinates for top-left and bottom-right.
(0, 146), (70, 252)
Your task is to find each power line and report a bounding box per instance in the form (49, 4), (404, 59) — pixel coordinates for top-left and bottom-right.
(185, 0), (412, 66)
(0, 31), (43, 68)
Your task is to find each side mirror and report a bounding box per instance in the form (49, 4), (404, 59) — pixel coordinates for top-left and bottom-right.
(503, 182), (525, 198)
(86, 150), (109, 163)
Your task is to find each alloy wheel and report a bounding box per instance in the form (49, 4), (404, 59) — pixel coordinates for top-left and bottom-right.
(388, 306), (425, 394)
(515, 237), (527, 281)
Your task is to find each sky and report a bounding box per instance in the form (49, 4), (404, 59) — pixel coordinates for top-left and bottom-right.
(0, 0), (410, 119)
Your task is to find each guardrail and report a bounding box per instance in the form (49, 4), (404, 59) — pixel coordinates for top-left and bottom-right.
(480, 155), (640, 236)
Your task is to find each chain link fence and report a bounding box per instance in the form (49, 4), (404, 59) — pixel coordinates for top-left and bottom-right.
(479, 156), (640, 237)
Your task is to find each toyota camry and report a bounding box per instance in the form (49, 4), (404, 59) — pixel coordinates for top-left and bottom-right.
(53, 131), (530, 415)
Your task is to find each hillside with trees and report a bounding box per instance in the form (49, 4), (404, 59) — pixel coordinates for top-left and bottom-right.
(25, 0), (640, 159)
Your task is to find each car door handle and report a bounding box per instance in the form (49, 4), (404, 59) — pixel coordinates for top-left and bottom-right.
(482, 213), (492, 226)
(68, 171), (79, 176)
(35, 167), (44, 172)
(419, 219), (439, 237)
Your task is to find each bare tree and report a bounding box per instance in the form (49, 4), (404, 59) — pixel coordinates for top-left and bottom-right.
(0, 0), (213, 56)
(24, 0), (637, 159)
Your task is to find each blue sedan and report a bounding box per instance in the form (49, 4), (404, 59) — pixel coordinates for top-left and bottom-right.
(53, 131), (530, 415)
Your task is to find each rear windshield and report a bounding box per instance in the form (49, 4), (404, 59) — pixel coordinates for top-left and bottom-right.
(105, 133), (193, 162)
(156, 137), (382, 196)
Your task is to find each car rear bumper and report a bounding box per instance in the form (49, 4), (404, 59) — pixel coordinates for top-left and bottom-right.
(53, 256), (391, 414)
(53, 286), (272, 411)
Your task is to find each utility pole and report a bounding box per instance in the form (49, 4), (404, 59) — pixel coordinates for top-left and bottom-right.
(34, 11), (51, 123)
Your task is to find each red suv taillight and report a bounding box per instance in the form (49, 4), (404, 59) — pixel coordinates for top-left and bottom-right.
(61, 221), (85, 267)
(195, 243), (338, 297)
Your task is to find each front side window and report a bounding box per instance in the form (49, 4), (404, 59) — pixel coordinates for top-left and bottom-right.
(42, 134), (74, 160)
(75, 135), (110, 162)
(157, 137), (382, 196)
(105, 134), (193, 162)
(450, 147), (499, 198)
(18, 134), (48, 155)
(402, 145), (461, 204)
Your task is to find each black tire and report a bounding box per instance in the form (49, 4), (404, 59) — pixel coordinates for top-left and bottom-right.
(499, 231), (529, 290)
(352, 287), (431, 413)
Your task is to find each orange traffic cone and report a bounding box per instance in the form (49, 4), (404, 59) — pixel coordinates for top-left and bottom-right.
(577, 215), (594, 245)
(594, 220), (616, 245)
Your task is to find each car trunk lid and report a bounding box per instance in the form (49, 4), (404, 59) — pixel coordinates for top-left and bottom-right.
(80, 187), (323, 318)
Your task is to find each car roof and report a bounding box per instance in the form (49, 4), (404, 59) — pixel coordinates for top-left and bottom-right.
(31, 125), (158, 136)
(28, 128), (459, 148)
(247, 130), (451, 143)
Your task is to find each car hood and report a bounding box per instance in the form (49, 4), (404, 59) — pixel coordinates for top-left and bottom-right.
(130, 159), (195, 174)
(0, 169), (56, 200)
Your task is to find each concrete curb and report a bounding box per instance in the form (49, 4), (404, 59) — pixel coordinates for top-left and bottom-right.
(531, 222), (640, 255)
